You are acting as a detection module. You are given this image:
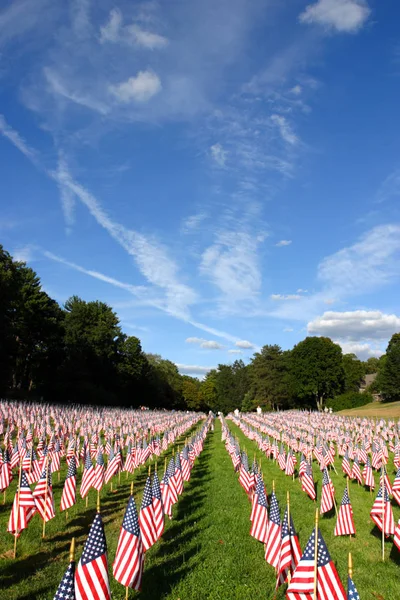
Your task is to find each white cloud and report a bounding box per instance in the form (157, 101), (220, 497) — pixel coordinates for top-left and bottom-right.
(181, 213), (207, 234)
(297, 288), (308, 293)
(308, 310), (400, 341)
(271, 114), (298, 145)
(290, 85), (302, 95)
(318, 224), (400, 296)
(299, 0), (371, 34)
(271, 294), (302, 301)
(200, 230), (261, 307)
(0, 114), (38, 163)
(376, 169), (400, 204)
(335, 341), (383, 360)
(228, 349), (243, 354)
(210, 143), (228, 167)
(44, 67), (110, 114)
(100, 8), (168, 49)
(283, 327), (294, 332)
(109, 71), (161, 103)
(176, 364), (214, 376)
(276, 239), (292, 247)
(13, 245), (35, 263)
(185, 337), (224, 350)
(235, 340), (254, 349)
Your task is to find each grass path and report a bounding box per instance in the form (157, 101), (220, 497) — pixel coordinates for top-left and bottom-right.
(228, 420), (400, 600)
(339, 400), (400, 418)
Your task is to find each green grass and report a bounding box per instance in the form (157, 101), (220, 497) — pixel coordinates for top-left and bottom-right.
(1, 420), (399, 599)
(339, 400), (400, 417)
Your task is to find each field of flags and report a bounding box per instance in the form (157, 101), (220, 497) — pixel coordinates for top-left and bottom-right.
(1, 401), (400, 599)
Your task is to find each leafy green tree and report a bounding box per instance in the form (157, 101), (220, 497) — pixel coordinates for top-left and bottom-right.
(181, 376), (205, 410)
(364, 356), (380, 374)
(145, 354), (184, 408)
(248, 345), (292, 410)
(342, 353), (364, 392)
(200, 370), (218, 411)
(290, 337), (344, 410)
(118, 336), (153, 405)
(377, 333), (400, 401)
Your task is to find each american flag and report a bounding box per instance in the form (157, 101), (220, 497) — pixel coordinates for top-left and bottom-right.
(249, 476), (268, 543)
(180, 446), (191, 482)
(342, 451), (351, 478)
(370, 484), (395, 536)
(264, 491), (281, 568)
(61, 456), (77, 512)
(139, 476), (157, 551)
(174, 453), (184, 496)
(276, 507), (302, 588)
(350, 457), (362, 485)
(113, 495), (145, 590)
(334, 487), (355, 536)
(160, 467), (172, 519)
(393, 466), (400, 505)
(394, 519), (400, 552)
(54, 558), (75, 599)
(286, 527), (346, 600)
(104, 447), (120, 484)
(152, 471), (164, 540)
(7, 470), (37, 536)
(33, 465), (55, 522)
(0, 449), (12, 491)
(75, 513), (111, 600)
(301, 461), (316, 501)
(362, 456), (374, 489)
(347, 575), (360, 600)
(320, 468), (335, 514)
(80, 453), (95, 498)
(285, 450), (295, 477)
(93, 451), (105, 492)
(239, 452), (252, 494)
(167, 458), (178, 506)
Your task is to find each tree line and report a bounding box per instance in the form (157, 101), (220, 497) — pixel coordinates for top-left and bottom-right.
(1, 244), (399, 412)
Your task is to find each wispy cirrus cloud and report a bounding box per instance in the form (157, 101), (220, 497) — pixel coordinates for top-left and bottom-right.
(299, 0), (371, 34)
(100, 8), (168, 49)
(276, 239), (292, 247)
(186, 337), (224, 350)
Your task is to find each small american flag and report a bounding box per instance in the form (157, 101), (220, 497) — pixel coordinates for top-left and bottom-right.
(139, 476), (157, 551)
(250, 476), (268, 543)
(350, 457), (362, 485)
(54, 559), (75, 599)
(320, 468), (335, 514)
(276, 507), (301, 588)
(301, 461), (316, 501)
(113, 495), (144, 590)
(61, 456), (77, 512)
(394, 519), (400, 552)
(334, 487), (355, 537)
(80, 453), (95, 498)
(7, 470), (37, 536)
(152, 471), (164, 540)
(93, 451), (105, 492)
(75, 513), (111, 600)
(286, 527), (346, 600)
(362, 456), (374, 489)
(370, 484), (395, 536)
(392, 466), (400, 505)
(342, 451), (351, 478)
(264, 491), (281, 568)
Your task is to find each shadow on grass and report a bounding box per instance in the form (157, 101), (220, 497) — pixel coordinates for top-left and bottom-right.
(137, 440), (213, 599)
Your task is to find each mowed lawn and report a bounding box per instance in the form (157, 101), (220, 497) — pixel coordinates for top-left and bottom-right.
(0, 419), (399, 599)
(339, 400), (400, 418)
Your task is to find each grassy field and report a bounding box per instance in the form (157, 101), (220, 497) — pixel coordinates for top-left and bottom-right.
(1, 419), (399, 599)
(339, 400), (400, 417)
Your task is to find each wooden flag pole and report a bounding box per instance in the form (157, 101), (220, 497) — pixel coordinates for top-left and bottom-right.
(348, 552), (353, 580)
(42, 456), (50, 539)
(97, 491), (101, 514)
(130, 481), (134, 496)
(313, 508), (319, 600)
(86, 493), (89, 508)
(97, 489), (100, 509)
(287, 491), (291, 585)
(148, 465), (151, 477)
(13, 458), (23, 559)
(70, 536), (76, 563)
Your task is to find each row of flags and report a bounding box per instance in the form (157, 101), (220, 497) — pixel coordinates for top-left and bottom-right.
(228, 413), (400, 558)
(222, 413), (400, 599)
(54, 416), (213, 599)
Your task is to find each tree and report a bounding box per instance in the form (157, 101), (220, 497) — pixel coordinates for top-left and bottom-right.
(364, 357), (380, 374)
(181, 376), (205, 410)
(118, 336), (153, 405)
(248, 345), (292, 410)
(200, 371), (218, 411)
(377, 333), (400, 401)
(290, 337), (344, 410)
(145, 354), (184, 408)
(342, 353), (364, 392)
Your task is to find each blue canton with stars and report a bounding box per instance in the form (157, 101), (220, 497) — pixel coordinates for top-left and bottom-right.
(122, 495), (141, 536)
(347, 576), (360, 600)
(80, 514), (107, 566)
(301, 528), (332, 567)
(152, 472), (162, 501)
(96, 451), (104, 466)
(341, 488), (351, 506)
(141, 476), (153, 509)
(322, 468), (330, 487)
(53, 562), (75, 600)
(66, 456), (77, 479)
(269, 492), (281, 526)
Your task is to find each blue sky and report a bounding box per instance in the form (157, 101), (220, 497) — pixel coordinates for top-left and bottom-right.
(1, 0), (400, 377)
